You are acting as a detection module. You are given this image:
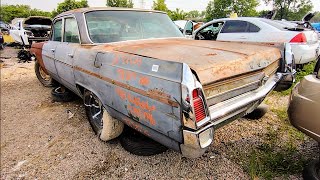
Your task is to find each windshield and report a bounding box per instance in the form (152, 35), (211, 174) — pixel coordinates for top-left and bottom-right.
(85, 10), (183, 43)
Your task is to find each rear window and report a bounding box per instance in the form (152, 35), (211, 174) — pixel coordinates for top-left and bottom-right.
(260, 19), (298, 30)
(85, 11), (182, 43)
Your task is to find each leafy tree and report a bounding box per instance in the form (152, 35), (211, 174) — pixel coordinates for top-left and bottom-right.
(152, 0), (168, 12)
(185, 10), (206, 21)
(263, 0), (313, 21)
(106, 0), (134, 8)
(205, 0), (259, 21)
(0, 5), (51, 23)
(168, 8), (186, 21)
(205, 0), (215, 21)
(52, 0), (89, 17)
(186, 10), (200, 19)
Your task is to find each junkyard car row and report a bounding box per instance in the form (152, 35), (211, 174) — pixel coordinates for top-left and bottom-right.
(2, 6), (317, 178)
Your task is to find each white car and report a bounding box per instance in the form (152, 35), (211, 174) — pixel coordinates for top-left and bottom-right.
(192, 17), (320, 65)
(10, 16), (52, 46)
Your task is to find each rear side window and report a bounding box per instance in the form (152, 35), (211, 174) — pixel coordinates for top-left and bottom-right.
(52, 20), (62, 41)
(64, 18), (80, 43)
(248, 22), (260, 32)
(221, 20), (247, 33)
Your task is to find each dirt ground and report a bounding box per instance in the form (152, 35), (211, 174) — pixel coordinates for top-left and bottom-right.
(1, 47), (319, 179)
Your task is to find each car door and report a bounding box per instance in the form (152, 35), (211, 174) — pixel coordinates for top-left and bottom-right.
(194, 21), (225, 41)
(217, 20), (250, 41)
(54, 17), (80, 92)
(42, 19), (62, 81)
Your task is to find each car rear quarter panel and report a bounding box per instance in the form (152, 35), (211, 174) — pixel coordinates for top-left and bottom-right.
(73, 47), (184, 148)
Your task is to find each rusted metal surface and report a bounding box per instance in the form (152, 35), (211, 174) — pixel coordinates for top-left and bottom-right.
(34, 9), (294, 157)
(90, 38), (282, 85)
(30, 42), (48, 73)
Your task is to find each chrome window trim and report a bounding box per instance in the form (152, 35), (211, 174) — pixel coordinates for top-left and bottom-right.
(62, 15), (82, 44)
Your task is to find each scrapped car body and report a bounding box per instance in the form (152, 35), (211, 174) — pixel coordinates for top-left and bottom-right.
(31, 8), (294, 158)
(192, 17), (320, 65)
(288, 56), (320, 179)
(10, 16), (52, 46)
(288, 56), (320, 142)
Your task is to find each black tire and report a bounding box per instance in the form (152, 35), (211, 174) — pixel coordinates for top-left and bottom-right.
(51, 86), (75, 102)
(83, 90), (104, 135)
(120, 127), (168, 156)
(245, 104), (268, 120)
(303, 160), (320, 180)
(35, 61), (56, 87)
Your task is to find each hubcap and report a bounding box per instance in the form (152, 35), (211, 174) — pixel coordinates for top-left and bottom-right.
(87, 94), (103, 128)
(39, 66), (51, 81)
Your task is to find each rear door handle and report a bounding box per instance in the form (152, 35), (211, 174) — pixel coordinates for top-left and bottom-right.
(50, 49), (55, 53)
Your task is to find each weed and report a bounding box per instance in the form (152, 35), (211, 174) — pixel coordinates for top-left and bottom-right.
(247, 130), (306, 180)
(271, 107), (288, 122)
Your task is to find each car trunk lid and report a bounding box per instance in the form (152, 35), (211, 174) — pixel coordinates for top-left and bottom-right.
(110, 38), (281, 85)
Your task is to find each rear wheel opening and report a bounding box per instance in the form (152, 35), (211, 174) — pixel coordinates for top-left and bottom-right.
(83, 90), (123, 141)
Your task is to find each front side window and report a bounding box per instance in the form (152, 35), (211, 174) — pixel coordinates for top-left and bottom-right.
(64, 18), (80, 43)
(221, 20), (247, 33)
(195, 22), (224, 40)
(85, 11), (182, 43)
(52, 20), (62, 41)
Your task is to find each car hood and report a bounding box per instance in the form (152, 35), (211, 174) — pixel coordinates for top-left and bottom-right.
(23, 16), (52, 26)
(302, 11), (318, 22)
(93, 38), (281, 85)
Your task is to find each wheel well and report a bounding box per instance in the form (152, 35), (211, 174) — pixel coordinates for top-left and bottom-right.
(76, 84), (85, 97)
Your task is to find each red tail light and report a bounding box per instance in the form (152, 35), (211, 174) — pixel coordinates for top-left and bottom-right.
(192, 89), (206, 123)
(290, 33), (307, 43)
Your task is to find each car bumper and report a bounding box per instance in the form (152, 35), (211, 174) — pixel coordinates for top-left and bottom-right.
(181, 73), (284, 158)
(288, 75), (320, 142)
(291, 42), (319, 64)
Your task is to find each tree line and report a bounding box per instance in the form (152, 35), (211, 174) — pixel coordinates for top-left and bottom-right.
(0, 0), (314, 23)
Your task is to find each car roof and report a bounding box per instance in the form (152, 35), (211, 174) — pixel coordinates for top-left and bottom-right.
(210, 17), (266, 22)
(57, 7), (166, 17)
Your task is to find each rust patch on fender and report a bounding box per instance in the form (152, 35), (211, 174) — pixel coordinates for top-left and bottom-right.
(74, 66), (178, 107)
(30, 42), (47, 73)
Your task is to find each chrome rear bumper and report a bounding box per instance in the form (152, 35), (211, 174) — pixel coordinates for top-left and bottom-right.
(181, 73), (283, 158)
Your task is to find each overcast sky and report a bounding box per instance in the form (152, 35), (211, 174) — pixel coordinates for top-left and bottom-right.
(1, 0), (319, 12)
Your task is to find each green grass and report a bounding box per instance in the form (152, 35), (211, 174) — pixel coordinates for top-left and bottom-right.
(247, 127), (307, 180)
(245, 108), (307, 179)
(277, 61), (316, 96)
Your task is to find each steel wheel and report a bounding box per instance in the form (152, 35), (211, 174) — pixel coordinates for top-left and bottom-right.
(84, 91), (103, 133)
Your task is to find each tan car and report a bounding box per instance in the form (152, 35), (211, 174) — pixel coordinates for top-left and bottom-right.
(288, 56), (320, 142)
(288, 55), (320, 179)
